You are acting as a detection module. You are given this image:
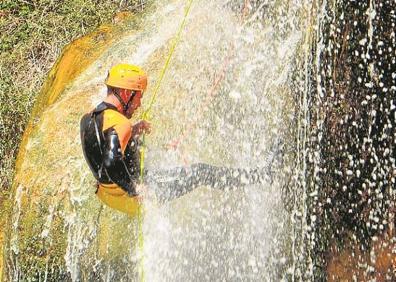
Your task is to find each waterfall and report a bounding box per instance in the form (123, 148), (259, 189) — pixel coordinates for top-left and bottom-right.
(2, 0), (318, 280)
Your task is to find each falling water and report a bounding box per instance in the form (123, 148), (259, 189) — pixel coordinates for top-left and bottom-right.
(2, 0), (318, 280)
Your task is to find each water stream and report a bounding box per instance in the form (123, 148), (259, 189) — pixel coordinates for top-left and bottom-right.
(4, 0), (317, 280)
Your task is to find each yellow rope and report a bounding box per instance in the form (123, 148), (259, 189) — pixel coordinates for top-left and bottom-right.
(140, 0), (194, 182)
(137, 205), (145, 281)
(136, 2), (194, 281)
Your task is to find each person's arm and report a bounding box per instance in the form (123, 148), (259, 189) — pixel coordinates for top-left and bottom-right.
(102, 125), (138, 196)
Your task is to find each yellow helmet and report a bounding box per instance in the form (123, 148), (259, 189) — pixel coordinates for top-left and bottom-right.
(105, 64), (147, 91)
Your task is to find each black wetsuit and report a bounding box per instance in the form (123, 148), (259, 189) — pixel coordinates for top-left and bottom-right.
(145, 164), (267, 203)
(80, 102), (140, 195)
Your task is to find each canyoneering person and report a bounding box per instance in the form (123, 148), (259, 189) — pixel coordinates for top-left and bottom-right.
(80, 64), (147, 216)
(80, 63), (272, 217)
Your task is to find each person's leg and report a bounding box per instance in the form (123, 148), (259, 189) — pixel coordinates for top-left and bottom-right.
(145, 163), (267, 203)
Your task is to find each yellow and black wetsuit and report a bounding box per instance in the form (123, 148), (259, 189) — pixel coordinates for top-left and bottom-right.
(80, 102), (141, 216)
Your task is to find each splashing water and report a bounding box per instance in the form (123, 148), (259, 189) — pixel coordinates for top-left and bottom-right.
(3, 0), (315, 280)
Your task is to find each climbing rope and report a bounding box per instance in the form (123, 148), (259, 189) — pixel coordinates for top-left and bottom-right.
(140, 0), (194, 182)
(166, 46), (235, 155)
(136, 1), (194, 281)
(165, 1), (249, 162)
(135, 2), (250, 279)
(136, 204), (145, 281)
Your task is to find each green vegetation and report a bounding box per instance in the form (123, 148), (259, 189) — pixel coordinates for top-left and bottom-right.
(0, 0), (145, 200)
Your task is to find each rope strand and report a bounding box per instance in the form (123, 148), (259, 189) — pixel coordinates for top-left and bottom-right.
(140, 0), (194, 182)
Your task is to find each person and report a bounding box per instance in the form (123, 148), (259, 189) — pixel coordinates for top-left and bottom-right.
(80, 64), (149, 216)
(80, 64), (271, 217)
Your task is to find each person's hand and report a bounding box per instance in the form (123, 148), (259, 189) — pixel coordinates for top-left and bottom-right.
(135, 183), (148, 203)
(132, 120), (151, 137)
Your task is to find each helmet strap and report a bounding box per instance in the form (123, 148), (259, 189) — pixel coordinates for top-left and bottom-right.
(124, 91), (136, 112)
(113, 89), (136, 113)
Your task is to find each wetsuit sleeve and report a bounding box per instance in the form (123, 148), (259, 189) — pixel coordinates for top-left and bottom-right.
(102, 127), (137, 196)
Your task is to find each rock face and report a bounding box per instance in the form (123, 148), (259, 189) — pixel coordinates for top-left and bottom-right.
(306, 0), (396, 279)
